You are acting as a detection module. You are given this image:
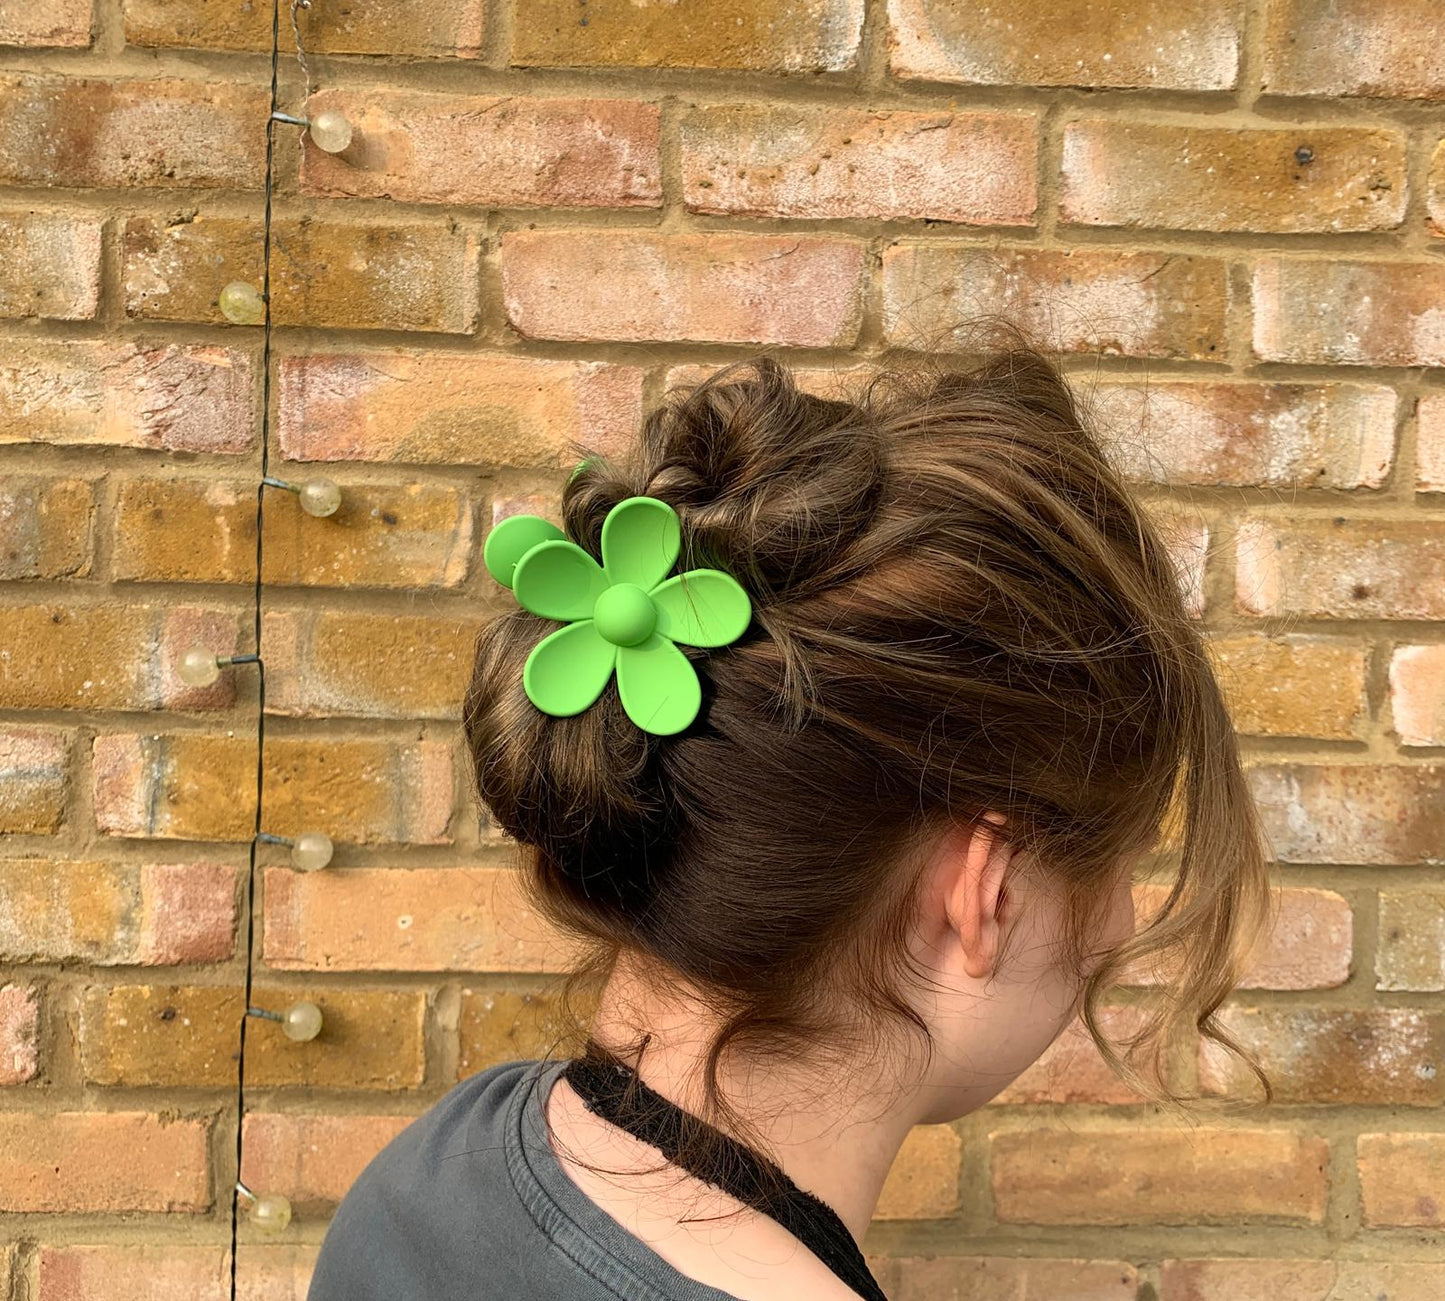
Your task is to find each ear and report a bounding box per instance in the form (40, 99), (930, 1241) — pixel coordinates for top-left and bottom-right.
(944, 812), (1013, 981)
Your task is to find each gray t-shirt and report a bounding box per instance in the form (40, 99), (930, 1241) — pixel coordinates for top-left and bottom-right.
(308, 1056), (745, 1301)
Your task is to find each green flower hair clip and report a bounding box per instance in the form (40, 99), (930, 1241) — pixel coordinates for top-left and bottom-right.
(484, 496), (752, 736)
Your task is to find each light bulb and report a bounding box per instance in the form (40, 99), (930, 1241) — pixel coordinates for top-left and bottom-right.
(298, 478), (342, 518)
(290, 831), (334, 871)
(282, 1000), (324, 1042)
(248, 1191), (293, 1230)
(177, 646), (221, 688)
(219, 281), (265, 326)
(309, 109), (353, 154)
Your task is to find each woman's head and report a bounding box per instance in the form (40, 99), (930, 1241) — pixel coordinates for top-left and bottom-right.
(464, 343), (1274, 1134)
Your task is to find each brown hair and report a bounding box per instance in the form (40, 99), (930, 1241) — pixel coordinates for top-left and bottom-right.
(463, 341), (1274, 1189)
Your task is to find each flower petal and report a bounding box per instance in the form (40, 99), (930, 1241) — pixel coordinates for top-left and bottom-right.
(601, 496), (681, 590)
(650, 569), (753, 648)
(513, 539), (610, 621)
(483, 514), (565, 590)
(523, 620), (617, 718)
(615, 635), (702, 736)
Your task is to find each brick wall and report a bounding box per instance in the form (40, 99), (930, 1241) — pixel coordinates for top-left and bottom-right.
(1, 1), (1443, 1297)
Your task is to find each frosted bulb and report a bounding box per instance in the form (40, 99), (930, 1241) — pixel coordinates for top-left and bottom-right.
(177, 646), (221, 688)
(249, 1192), (293, 1230)
(218, 281), (265, 326)
(290, 831), (334, 871)
(298, 478), (341, 518)
(282, 1001), (324, 1042)
(309, 109), (353, 154)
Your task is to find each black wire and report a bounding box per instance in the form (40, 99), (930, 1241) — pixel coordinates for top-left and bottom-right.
(229, 0), (281, 1293)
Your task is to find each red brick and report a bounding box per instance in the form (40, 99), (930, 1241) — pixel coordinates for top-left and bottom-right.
(1358, 1133), (1444, 1227)
(277, 353), (643, 466)
(0, 984), (39, 1084)
(502, 230), (866, 346)
(1236, 518), (1445, 620)
(1252, 258), (1445, 366)
(511, 0), (864, 70)
(990, 1126), (1328, 1225)
(92, 733), (453, 844)
(0, 859), (234, 965)
(873, 1256), (1137, 1301)
(0, 1112), (210, 1212)
(1391, 644), (1445, 746)
(241, 1113), (412, 1204)
(876, 1125), (964, 1220)
(1377, 890), (1445, 993)
(0, 341), (256, 454)
(36, 1244), (316, 1301)
(1209, 636), (1368, 740)
(0, 727), (69, 834)
(1243, 887), (1353, 990)
(0, 0), (92, 46)
(1148, 505), (1209, 617)
(0, 604), (243, 711)
(1200, 1008), (1444, 1105)
(680, 105), (1037, 224)
(881, 244), (1228, 360)
(0, 477), (94, 579)
(263, 866), (576, 972)
(1092, 382), (1395, 490)
(1247, 763), (1444, 865)
(124, 0), (483, 55)
(112, 477), (474, 589)
(0, 74), (265, 189)
(1262, 1), (1445, 100)
(1161, 1258), (1445, 1301)
(0, 210), (102, 319)
(990, 1005), (1152, 1104)
(1421, 393), (1445, 491)
(1062, 121), (1405, 233)
(300, 90), (659, 208)
(888, 0), (1240, 89)
(123, 214), (481, 334)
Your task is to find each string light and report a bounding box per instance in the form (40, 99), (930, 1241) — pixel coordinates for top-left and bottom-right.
(219, 281), (266, 326)
(272, 107), (354, 154)
(258, 830), (335, 871)
(247, 1000), (325, 1042)
(177, 647), (261, 689)
(262, 474), (342, 518)
(236, 1182), (293, 1231)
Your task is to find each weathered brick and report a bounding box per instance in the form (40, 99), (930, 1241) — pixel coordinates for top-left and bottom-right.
(1147, 505), (1209, 617)
(1262, 0), (1445, 100)
(0, 1112), (210, 1212)
(0, 210), (102, 320)
(1062, 121), (1405, 233)
(888, 0), (1240, 89)
(1253, 258), (1445, 366)
(873, 1256), (1137, 1301)
(1391, 644), (1445, 746)
(1209, 635), (1368, 739)
(92, 733), (453, 844)
(124, 0), (483, 55)
(264, 866), (575, 971)
(0, 341), (256, 453)
(0, 860), (234, 965)
(241, 1113), (412, 1204)
(1237, 518), (1445, 620)
(511, 0), (864, 70)
(1358, 1133), (1444, 1227)
(0, 604), (242, 711)
(1377, 890), (1445, 992)
(123, 215), (481, 334)
(0, 0), (92, 46)
(1431, 139), (1445, 236)
(1421, 394), (1445, 492)
(0, 74), (265, 189)
(112, 477), (474, 589)
(0, 984), (39, 1084)
(80, 984), (426, 1089)
(1200, 1008), (1443, 1105)
(1248, 764), (1444, 865)
(300, 90), (659, 208)
(502, 230), (867, 346)
(680, 105), (1037, 224)
(881, 245), (1228, 360)
(0, 477), (94, 579)
(990, 1127), (1327, 1225)
(1160, 1258), (1445, 1301)
(459, 988), (589, 1078)
(0, 727), (68, 834)
(36, 1244), (316, 1301)
(263, 610), (480, 720)
(991, 1005), (1151, 1104)
(876, 1125), (963, 1220)
(277, 354), (643, 466)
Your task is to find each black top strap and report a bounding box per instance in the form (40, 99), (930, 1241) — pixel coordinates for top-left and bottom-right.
(562, 1042), (888, 1301)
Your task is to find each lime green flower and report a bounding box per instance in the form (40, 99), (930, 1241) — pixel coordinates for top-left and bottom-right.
(483, 496), (752, 736)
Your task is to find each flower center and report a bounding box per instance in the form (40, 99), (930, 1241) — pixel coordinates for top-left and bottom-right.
(593, 583), (656, 646)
